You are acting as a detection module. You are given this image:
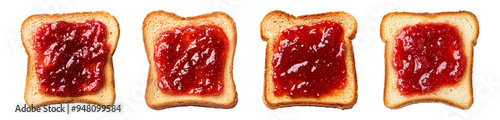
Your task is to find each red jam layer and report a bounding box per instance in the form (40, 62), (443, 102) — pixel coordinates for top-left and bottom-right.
(272, 21), (346, 98)
(33, 20), (109, 96)
(154, 25), (228, 96)
(393, 23), (466, 96)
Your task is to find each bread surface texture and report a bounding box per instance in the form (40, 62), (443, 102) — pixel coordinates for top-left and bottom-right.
(143, 10), (237, 109)
(260, 10), (358, 109)
(21, 11), (119, 107)
(380, 11), (478, 109)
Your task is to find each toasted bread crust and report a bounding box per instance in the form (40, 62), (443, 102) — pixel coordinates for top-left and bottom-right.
(143, 10), (237, 109)
(381, 11), (477, 109)
(261, 10), (358, 109)
(21, 11), (119, 107)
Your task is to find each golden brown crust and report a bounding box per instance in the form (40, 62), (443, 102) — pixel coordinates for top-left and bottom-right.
(143, 10), (237, 109)
(261, 10), (357, 42)
(380, 11), (478, 44)
(147, 97), (238, 110)
(21, 11), (119, 107)
(381, 11), (477, 109)
(261, 10), (358, 109)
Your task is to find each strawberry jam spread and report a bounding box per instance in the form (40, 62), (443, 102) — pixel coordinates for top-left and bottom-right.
(33, 20), (109, 96)
(392, 23), (466, 96)
(272, 21), (346, 98)
(154, 25), (228, 96)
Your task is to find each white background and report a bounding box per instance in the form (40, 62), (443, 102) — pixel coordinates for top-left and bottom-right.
(1, 0), (499, 119)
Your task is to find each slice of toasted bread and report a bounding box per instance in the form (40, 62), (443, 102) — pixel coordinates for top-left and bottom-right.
(260, 10), (358, 109)
(21, 11), (119, 107)
(143, 10), (237, 109)
(380, 11), (478, 109)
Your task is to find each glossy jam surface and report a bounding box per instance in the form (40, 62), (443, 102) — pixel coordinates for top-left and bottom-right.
(33, 20), (109, 96)
(272, 21), (346, 98)
(154, 25), (228, 96)
(393, 23), (466, 96)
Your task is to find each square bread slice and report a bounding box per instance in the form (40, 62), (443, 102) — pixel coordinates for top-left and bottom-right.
(380, 11), (478, 109)
(21, 11), (119, 107)
(143, 10), (237, 109)
(260, 10), (358, 109)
